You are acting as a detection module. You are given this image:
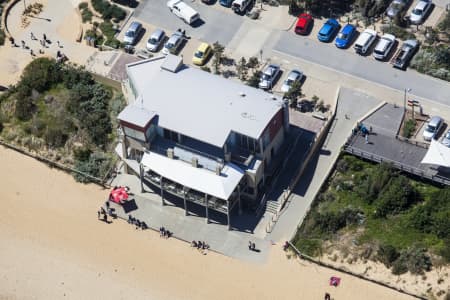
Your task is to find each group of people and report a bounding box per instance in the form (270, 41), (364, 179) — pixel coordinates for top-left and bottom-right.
(191, 240), (210, 251)
(128, 215), (148, 230)
(159, 226), (172, 238)
(97, 207), (111, 223)
(9, 32), (65, 60)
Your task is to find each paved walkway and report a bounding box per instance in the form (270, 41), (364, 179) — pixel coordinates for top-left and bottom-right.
(109, 172), (273, 264)
(268, 87), (383, 242)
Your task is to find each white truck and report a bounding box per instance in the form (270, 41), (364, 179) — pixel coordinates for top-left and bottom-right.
(167, 0), (200, 25)
(231, 0), (253, 15)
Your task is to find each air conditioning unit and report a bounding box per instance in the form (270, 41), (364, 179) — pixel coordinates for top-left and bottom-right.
(167, 148), (174, 159)
(191, 157), (198, 168)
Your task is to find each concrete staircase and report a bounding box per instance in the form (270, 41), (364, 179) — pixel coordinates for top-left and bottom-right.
(265, 200), (279, 214)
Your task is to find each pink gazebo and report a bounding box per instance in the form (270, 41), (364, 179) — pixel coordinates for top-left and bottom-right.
(109, 187), (129, 204)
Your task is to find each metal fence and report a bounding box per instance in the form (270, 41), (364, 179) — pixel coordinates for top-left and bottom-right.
(344, 145), (450, 186)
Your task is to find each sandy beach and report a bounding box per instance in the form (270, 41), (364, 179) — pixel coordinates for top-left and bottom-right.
(0, 145), (414, 300)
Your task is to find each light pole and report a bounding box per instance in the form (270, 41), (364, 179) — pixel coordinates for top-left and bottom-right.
(404, 88), (411, 114)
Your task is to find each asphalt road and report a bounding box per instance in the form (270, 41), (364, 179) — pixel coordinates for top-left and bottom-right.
(273, 31), (450, 106)
(134, 0), (244, 45)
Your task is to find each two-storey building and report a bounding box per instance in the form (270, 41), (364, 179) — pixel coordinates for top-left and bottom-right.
(116, 54), (289, 229)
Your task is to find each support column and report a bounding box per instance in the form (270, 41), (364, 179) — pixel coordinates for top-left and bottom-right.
(160, 176), (164, 206)
(139, 164), (144, 193)
(183, 187), (188, 216)
(227, 200), (231, 231)
(238, 185), (242, 215)
(205, 194), (209, 224)
(121, 134), (129, 174)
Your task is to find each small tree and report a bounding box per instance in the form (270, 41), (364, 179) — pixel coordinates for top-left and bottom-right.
(246, 56), (260, 69)
(283, 80), (302, 107)
(212, 41), (225, 74)
(236, 57), (248, 81)
(247, 71), (261, 88)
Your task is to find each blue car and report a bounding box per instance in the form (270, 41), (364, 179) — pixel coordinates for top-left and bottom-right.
(335, 24), (357, 48)
(317, 19), (340, 42)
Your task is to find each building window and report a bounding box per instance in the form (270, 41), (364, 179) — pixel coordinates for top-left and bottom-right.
(163, 128), (179, 143)
(123, 126), (146, 141)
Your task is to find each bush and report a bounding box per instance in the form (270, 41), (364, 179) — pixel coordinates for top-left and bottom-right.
(44, 125), (68, 147)
(293, 237), (322, 256)
(78, 2), (88, 10)
(81, 8), (93, 23)
(356, 162), (394, 203)
(288, 0), (303, 16)
(74, 151), (112, 183)
(315, 208), (363, 234)
(411, 46), (450, 82)
(17, 58), (61, 96)
(91, 0), (126, 21)
(392, 247), (432, 275)
(15, 96), (34, 121)
(0, 28), (5, 46)
(247, 71), (261, 88)
(374, 176), (417, 218)
(403, 118), (416, 138)
(377, 244), (400, 267)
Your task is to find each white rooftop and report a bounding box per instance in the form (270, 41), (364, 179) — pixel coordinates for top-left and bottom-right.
(125, 55), (284, 148)
(141, 152), (244, 200)
(117, 103), (156, 128)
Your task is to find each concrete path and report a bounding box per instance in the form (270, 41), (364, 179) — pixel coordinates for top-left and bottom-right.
(109, 172), (272, 264)
(268, 88), (383, 242)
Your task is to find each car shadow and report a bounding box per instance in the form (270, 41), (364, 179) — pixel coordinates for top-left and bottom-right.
(191, 18), (205, 28)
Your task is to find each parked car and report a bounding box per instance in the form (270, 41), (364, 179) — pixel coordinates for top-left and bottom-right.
(441, 129), (450, 147)
(162, 31), (184, 55)
(386, 0), (411, 18)
(317, 19), (340, 42)
(410, 0), (432, 24)
(201, 0), (215, 4)
(294, 13), (313, 35)
(167, 0), (200, 25)
(231, 0), (253, 15)
(391, 39), (419, 69)
(192, 42), (212, 65)
(335, 24), (357, 48)
(219, 0), (233, 7)
(373, 34), (396, 60)
(423, 116), (443, 141)
(123, 21), (142, 45)
(354, 29), (377, 55)
(259, 64), (281, 90)
(146, 29), (165, 52)
(281, 69), (303, 93)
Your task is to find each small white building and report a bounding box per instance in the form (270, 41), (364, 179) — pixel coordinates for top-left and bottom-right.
(117, 54), (289, 229)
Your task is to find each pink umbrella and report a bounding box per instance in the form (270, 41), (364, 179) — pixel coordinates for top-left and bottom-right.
(109, 187), (129, 204)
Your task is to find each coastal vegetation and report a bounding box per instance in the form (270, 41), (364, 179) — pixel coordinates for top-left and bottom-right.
(0, 57), (125, 182)
(293, 154), (449, 276)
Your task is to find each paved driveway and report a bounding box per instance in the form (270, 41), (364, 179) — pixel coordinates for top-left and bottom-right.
(134, 0), (244, 45)
(273, 31), (450, 106)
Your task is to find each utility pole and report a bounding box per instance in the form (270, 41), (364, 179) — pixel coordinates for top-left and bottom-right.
(403, 88), (411, 114)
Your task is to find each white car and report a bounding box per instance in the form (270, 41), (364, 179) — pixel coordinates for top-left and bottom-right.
(281, 70), (303, 93)
(258, 64), (281, 90)
(167, 0), (200, 25)
(162, 32), (184, 55)
(410, 0), (432, 24)
(373, 34), (396, 60)
(354, 29), (377, 55)
(146, 29), (165, 52)
(423, 116), (443, 141)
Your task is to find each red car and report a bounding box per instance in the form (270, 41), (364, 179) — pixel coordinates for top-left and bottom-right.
(295, 13), (313, 35)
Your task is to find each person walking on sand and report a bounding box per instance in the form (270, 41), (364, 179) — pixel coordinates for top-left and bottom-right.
(97, 210), (101, 220)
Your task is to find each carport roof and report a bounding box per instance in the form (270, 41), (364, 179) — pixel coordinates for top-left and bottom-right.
(125, 55), (284, 148)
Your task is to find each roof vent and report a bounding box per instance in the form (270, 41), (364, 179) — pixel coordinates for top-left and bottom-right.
(239, 92), (246, 97)
(271, 96), (277, 101)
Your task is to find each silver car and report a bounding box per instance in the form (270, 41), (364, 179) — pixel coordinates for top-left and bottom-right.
(162, 32), (184, 55)
(281, 69), (303, 93)
(146, 29), (165, 52)
(441, 129), (450, 147)
(258, 64), (280, 90)
(410, 0), (432, 24)
(123, 21), (142, 45)
(423, 116), (443, 141)
(386, 0), (411, 18)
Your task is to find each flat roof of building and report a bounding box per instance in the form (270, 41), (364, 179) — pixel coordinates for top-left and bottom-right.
(125, 55), (284, 148)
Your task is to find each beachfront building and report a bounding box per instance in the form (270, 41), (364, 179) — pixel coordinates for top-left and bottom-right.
(116, 54), (289, 229)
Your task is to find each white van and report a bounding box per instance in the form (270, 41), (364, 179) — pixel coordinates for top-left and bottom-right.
(354, 29), (377, 55)
(231, 0), (253, 14)
(167, 0), (200, 25)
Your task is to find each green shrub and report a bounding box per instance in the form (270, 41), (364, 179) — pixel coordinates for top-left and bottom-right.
(0, 28), (5, 46)
(74, 151), (112, 183)
(247, 71), (261, 88)
(403, 118), (416, 138)
(392, 247), (432, 275)
(91, 0), (126, 22)
(293, 237), (322, 257)
(44, 125), (68, 147)
(381, 25), (416, 41)
(377, 244), (400, 267)
(73, 147), (92, 162)
(314, 208), (363, 234)
(15, 96), (34, 121)
(374, 176), (417, 218)
(81, 8), (93, 23)
(437, 11), (450, 33)
(411, 45), (450, 82)
(78, 2), (88, 10)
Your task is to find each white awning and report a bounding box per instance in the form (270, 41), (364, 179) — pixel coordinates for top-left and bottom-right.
(141, 152), (244, 200)
(421, 139), (450, 167)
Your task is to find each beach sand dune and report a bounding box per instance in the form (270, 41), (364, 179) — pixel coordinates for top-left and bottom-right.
(0, 146), (414, 300)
